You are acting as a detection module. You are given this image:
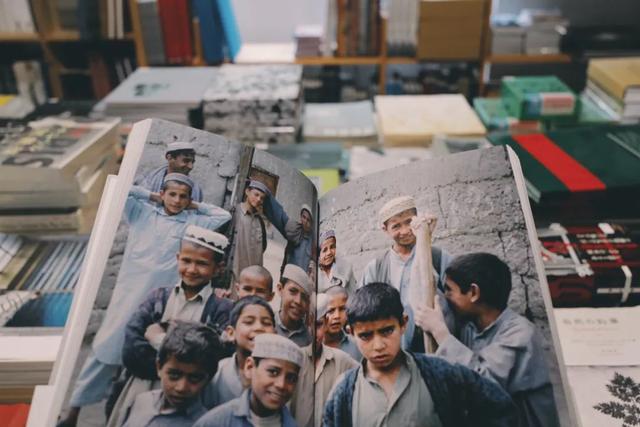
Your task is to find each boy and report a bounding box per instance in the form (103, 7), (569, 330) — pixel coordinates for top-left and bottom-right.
(135, 141), (204, 201)
(276, 264), (312, 346)
(323, 286), (361, 361)
(414, 253), (560, 427)
(58, 174), (231, 427)
(291, 293), (358, 427)
(107, 226), (233, 426)
(323, 282), (517, 427)
(120, 321), (223, 427)
(280, 204), (315, 275)
(235, 265), (274, 302)
(318, 229), (356, 294)
(360, 195), (452, 350)
(194, 333), (303, 427)
(202, 295), (276, 408)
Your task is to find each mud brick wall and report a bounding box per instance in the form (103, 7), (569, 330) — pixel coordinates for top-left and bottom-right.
(319, 146), (569, 421)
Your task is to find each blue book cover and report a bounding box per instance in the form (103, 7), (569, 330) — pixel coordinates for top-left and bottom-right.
(215, 0), (242, 61)
(193, 0), (225, 64)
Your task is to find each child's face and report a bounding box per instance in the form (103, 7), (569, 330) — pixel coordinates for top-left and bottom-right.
(228, 304), (275, 353)
(326, 293), (348, 335)
(319, 237), (337, 267)
(160, 182), (191, 215)
(245, 188), (266, 210)
(300, 210), (312, 234)
(177, 242), (219, 288)
(247, 357), (300, 412)
(167, 153), (195, 175)
(156, 355), (209, 410)
(351, 317), (406, 371)
(278, 281), (310, 323)
(235, 273), (273, 301)
(444, 278), (475, 319)
(382, 209), (417, 247)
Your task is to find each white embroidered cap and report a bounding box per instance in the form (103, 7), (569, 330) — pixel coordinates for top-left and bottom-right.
(163, 173), (194, 190)
(282, 264), (313, 296)
(251, 333), (304, 368)
(319, 229), (336, 245)
(378, 195), (416, 227)
(183, 225), (228, 255)
(165, 141), (196, 156)
(301, 204), (313, 218)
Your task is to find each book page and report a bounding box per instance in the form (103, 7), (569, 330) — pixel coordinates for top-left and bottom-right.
(313, 146), (571, 427)
(49, 118), (317, 426)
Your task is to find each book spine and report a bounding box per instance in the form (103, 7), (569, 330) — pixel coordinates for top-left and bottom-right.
(587, 62), (625, 102)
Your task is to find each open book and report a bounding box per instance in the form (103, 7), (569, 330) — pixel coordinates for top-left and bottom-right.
(34, 119), (574, 427)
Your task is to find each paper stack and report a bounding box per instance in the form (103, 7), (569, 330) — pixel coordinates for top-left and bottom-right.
(518, 9), (567, 55)
(0, 116), (120, 234)
(585, 57), (640, 123)
(303, 100), (378, 146)
(295, 25), (323, 57)
(202, 64), (302, 145)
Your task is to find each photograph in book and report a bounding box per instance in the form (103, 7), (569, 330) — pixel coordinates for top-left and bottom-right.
(53, 118), (317, 427)
(313, 146), (571, 427)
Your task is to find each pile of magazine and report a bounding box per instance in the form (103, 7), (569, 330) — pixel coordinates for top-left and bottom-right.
(0, 116), (120, 234)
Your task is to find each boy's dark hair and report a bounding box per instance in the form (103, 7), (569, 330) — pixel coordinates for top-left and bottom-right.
(445, 252), (512, 310)
(229, 296), (276, 328)
(347, 282), (404, 326)
(239, 265), (273, 292)
(157, 321), (223, 376)
(161, 179), (193, 197)
(167, 149), (196, 159)
(383, 207), (417, 227)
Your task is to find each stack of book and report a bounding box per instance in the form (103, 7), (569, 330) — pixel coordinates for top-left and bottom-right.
(303, 100), (378, 146)
(501, 76), (577, 120)
(374, 94), (486, 147)
(0, 0), (35, 34)
(585, 57), (640, 123)
(294, 25), (323, 57)
(0, 116), (120, 234)
(202, 64), (302, 145)
(94, 67), (217, 125)
(325, 0), (381, 56)
(0, 95), (34, 121)
(518, 9), (567, 55)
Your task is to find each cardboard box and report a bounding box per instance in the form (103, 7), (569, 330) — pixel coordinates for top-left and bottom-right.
(419, 0), (485, 21)
(418, 36), (481, 59)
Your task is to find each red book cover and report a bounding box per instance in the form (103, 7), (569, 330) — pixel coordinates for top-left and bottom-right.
(157, 0), (182, 63)
(174, 0), (193, 63)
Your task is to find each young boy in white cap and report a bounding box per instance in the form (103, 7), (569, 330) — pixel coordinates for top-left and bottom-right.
(360, 195), (452, 350)
(317, 229), (355, 294)
(58, 176), (231, 427)
(194, 333), (304, 427)
(280, 204), (315, 276)
(276, 264), (313, 347)
(291, 293), (358, 427)
(135, 141), (204, 201)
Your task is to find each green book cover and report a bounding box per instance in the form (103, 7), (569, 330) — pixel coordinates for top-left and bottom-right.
(502, 76), (578, 120)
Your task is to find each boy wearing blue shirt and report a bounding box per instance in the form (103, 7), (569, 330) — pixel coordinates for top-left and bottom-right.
(120, 321), (223, 427)
(415, 253), (560, 427)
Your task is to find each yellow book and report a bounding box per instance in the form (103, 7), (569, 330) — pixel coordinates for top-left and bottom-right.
(587, 57), (640, 103)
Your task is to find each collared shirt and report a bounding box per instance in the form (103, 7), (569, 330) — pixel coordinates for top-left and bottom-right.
(135, 165), (204, 202)
(436, 307), (559, 427)
(317, 259), (356, 295)
(231, 203), (266, 281)
(92, 185), (231, 365)
(193, 389), (298, 427)
(201, 355), (245, 409)
(351, 351), (442, 427)
(122, 389), (206, 427)
(291, 344), (358, 427)
(275, 311), (312, 347)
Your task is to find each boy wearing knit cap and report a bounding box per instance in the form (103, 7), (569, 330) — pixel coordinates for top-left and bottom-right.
(194, 333), (303, 427)
(106, 226), (234, 426)
(291, 293), (358, 427)
(135, 141), (204, 202)
(275, 264), (313, 347)
(58, 178), (231, 427)
(360, 195), (452, 350)
(318, 229), (356, 295)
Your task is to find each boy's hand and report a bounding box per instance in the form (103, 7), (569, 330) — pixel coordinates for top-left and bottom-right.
(144, 323), (166, 349)
(414, 299), (449, 345)
(410, 213), (438, 234)
(149, 192), (162, 204)
(214, 288), (232, 298)
(187, 201), (198, 210)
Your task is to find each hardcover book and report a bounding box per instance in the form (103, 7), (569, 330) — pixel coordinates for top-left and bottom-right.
(33, 119), (574, 427)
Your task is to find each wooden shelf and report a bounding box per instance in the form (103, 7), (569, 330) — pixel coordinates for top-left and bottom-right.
(0, 32), (40, 42)
(486, 53), (572, 64)
(295, 56), (382, 66)
(44, 30), (80, 42)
